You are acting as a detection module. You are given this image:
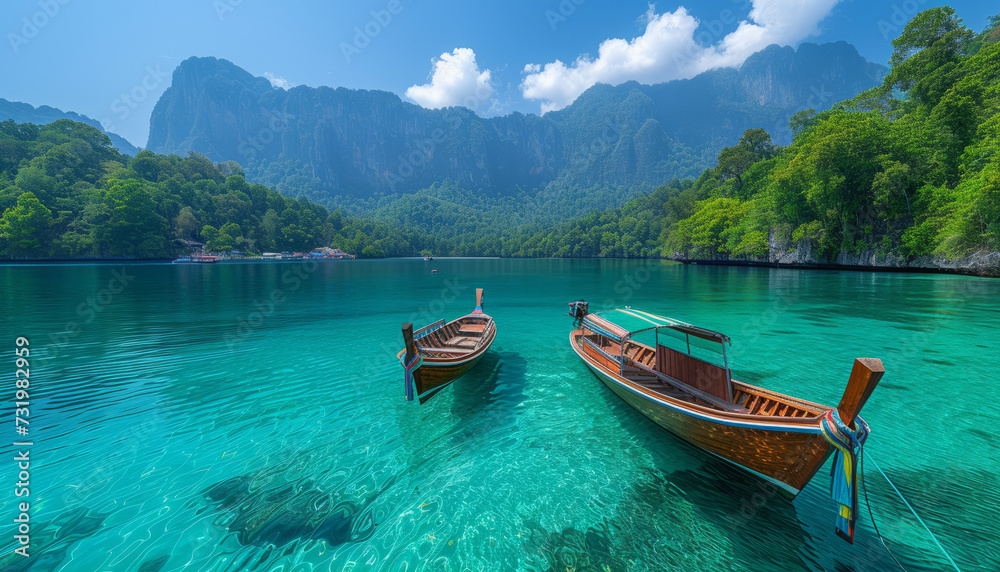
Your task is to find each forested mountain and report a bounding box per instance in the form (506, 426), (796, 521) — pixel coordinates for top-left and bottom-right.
(0, 119), (354, 258)
(3, 8), (995, 274)
(146, 42), (884, 205)
(0, 98), (140, 156)
(327, 8), (1000, 271)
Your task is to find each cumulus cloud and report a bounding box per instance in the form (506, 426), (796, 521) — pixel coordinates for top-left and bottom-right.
(521, 0), (840, 113)
(405, 48), (495, 111)
(264, 72), (291, 90)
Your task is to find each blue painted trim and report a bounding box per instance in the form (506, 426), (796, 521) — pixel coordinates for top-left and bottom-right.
(414, 320), (446, 340)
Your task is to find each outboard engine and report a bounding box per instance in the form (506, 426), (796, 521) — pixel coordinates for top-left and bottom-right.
(568, 300), (589, 324)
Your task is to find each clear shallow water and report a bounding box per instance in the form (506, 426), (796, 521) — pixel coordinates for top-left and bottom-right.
(1, 259), (997, 571)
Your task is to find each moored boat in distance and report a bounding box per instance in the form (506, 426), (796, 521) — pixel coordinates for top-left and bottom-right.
(566, 301), (883, 543)
(309, 247), (355, 259)
(173, 254), (219, 264)
(398, 289), (496, 404)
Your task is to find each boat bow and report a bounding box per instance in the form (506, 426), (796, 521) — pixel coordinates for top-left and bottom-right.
(566, 301), (884, 543)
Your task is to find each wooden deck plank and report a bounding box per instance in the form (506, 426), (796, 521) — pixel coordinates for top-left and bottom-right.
(417, 346), (471, 354)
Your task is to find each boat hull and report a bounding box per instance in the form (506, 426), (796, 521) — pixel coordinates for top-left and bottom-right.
(412, 321), (496, 404)
(415, 352), (489, 403)
(572, 331), (831, 496)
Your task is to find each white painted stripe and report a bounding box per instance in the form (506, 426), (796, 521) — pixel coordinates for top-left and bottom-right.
(631, 308), (691, 327)
(616, 308), (664, 327)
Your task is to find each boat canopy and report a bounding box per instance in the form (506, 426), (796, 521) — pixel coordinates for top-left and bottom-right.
(582, 308), (730, 344)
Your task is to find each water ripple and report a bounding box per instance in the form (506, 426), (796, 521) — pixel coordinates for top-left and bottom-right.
(1, 261), (995, 571)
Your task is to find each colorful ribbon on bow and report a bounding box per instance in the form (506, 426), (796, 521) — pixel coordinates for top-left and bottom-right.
(399, 351), (423, 401)
(819, 409), (870, 543)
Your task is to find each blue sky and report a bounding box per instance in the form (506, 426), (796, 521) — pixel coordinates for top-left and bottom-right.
(2, 0), (995, 148)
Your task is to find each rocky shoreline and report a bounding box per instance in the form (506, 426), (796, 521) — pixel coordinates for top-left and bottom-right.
(673, 248), (1000, 278)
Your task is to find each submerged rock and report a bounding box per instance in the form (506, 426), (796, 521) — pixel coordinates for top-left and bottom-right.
(202, 474), (252, 508)
(137, 555), (170, 572)
(200, 472), (387, 549)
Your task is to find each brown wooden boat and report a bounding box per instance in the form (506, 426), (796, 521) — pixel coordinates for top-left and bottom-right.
(567, 301), (883, 543)
(398, 289), (496, 404)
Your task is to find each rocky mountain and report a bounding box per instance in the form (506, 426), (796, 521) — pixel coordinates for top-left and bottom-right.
(0, 98), (140, 155)
(147, 42), (885, 202)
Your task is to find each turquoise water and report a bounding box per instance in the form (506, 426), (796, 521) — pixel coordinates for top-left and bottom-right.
(1, 259), (997, 571)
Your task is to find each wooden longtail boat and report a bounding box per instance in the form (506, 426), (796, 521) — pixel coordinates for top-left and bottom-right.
(567, 301), (883, 543)
(398, 289), (496, 404)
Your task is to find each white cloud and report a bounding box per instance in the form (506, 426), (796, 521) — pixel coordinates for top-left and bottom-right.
(521, 0), (841, 113)
(405, 48), (495, 111)
(264, 72), (291, 90)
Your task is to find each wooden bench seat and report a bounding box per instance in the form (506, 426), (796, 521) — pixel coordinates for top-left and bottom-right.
(459, 324), (486, 334)
(445, 336), (478, 348)
(418, 345), (471, 354)
(632, 363), (749, 414)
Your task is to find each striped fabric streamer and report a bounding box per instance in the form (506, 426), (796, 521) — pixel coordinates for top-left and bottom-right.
(820, 409), (870, 543)
(583, 314), (629, 342)
(399, 352), (423, 401)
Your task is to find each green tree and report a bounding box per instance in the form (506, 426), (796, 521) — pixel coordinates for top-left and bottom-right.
(175, 206), (201, 239)
(220, 222), (242, 238)
(789, 109), (817, 137)
(885, 7), (974, 106)
(201, 225), (219, 244)
(207, 232), (235, 252)
(715, 129), (777, 189)
(0, 191), (52, 256)
(98, 179), (168, 257)
(715, 145), (753, 188)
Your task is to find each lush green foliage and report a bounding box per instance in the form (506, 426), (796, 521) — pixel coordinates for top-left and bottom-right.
(3, 9), (996, 263)
(332, 9), (1000, 262)
(663, 8), (1000, 261)
(0, 120), (348, 258)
